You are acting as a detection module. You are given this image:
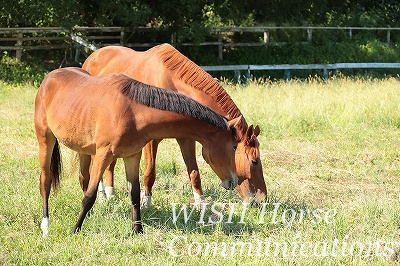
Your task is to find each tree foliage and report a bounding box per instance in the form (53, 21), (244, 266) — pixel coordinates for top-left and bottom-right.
(2, 0), (399, 29)
(1, 0), (399, 80)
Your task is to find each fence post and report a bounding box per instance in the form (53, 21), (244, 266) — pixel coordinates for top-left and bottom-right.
(284, 69), (291, 81)
(171, 32), (177, 47)
(234, 70), (240, 84)
(386, 30), (391, 46)
(349, 29), (352, 40)
(323, 68), (329, 79)
(120, 28), (125, 46)
(218, 31), (223, 60)
(264, 30), (269, 45)
(74, 44), (80, 65)
(307, 28), (313, 43)
(245, 67), (250, 83)
(16, 32), (23, 60)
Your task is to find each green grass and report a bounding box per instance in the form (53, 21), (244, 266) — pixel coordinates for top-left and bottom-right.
(0, 77), (399, 265)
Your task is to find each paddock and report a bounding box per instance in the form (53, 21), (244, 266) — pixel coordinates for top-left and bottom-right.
(0, 77), (399, 264)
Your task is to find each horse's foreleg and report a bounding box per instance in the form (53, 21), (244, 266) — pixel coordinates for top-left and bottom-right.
(96, 158), (116, 201)
(124, 151), (143, 234)
(72, 150), (113, 233)
(177, 139), (205, 205)
(104, 160), (116, 199)
(142, 140), (160, 208)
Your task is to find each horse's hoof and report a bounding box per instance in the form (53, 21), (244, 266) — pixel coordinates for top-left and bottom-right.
(190, 196), (207, 211)
(98, 190), (107, 203)
(140, 192), (152, 209)
(105, 186), (115, 200)
(41, 217), (50, 238)
(71, 226), (81, 234)
(132, 223), (143, 234)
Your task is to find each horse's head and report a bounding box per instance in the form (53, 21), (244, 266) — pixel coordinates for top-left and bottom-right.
(201, 116), (242, 190)
(234, 124), (267, 203)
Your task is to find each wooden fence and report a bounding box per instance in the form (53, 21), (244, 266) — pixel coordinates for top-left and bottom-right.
(1, 26), (400, 80)
(1, 26), (399, 60)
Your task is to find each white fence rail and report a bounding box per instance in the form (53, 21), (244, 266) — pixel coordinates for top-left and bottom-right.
(202, 63), (400, 81)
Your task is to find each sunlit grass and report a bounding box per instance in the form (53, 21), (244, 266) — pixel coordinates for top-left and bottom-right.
(0, 77), (399, 265)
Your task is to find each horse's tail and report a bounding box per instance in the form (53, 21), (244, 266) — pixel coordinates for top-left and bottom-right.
(50, 139), (62, 190)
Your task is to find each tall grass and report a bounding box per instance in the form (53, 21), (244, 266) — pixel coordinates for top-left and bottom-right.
(0, 77), (399, 265)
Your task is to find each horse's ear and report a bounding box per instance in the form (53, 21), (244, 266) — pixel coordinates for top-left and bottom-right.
(227, 116), (244, 141)
(227, 115), (248, 141)
(227, 115), (242, 129)
(254, 125), (260, 137)
(246, 125), (254, 140)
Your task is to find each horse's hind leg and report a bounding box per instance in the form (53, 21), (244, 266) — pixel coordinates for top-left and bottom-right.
(36, 129), (58, 237)
(142, 140), (160, 208)
(72, 149), (114, 233)
(78, 153), (91, 192)
(123, 151), (143, 233)
(176, 139), (205, 206)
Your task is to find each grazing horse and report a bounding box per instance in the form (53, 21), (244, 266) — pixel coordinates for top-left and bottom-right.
(83, 44), (267, 205)
(34, 67), (239, 236)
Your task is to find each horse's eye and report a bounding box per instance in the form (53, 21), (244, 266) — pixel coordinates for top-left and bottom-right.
(233, 145), (237, 151)
(251, 159), (258, 165)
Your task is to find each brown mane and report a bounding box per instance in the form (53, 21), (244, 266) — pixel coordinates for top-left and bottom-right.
(119, 77), (228, 130)
(156, 44), (248, 133)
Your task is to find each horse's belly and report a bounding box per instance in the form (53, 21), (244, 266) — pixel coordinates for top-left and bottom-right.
(59, 135), (96, 154)
(47, 114), (96, 154)
(54, 129), (96, 154)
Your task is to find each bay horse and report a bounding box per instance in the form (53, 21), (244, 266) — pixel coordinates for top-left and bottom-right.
(82, 44), (267, 205)
(34, 67), (240, 236)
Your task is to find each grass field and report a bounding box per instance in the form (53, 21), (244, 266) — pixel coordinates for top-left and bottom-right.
(0, 76), (399, 265)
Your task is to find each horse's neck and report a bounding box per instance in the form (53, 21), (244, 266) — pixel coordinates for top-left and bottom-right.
(133, 107), (221, 146)
(171, 79), (226, 115)
(164, 67), (244, 127)
(171, 78), (248, 135)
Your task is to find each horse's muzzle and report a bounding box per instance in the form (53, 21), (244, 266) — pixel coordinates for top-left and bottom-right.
(243, 189), (267, 205)
(221, 172), (239, 190)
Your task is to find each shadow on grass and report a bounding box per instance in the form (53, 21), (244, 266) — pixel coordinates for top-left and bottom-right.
(87, 186), (327, 237)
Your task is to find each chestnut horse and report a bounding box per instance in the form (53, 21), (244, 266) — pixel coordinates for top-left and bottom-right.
(83, 44), (267, 205)
(34, 67), (239, 236)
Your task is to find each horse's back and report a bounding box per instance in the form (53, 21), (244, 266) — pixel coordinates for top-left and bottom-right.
(38, 67), (133, 104)
(36, 68), (87, 104)
(83, 45), (173, 86)
(35, 67), (132, 154)
(83, 46), (151, 75)
(83, 46), (128, 75)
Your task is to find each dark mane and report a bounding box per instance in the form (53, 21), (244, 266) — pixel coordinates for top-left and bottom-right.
(155, 44), (247, 133)
(120, 78), (228, 130)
